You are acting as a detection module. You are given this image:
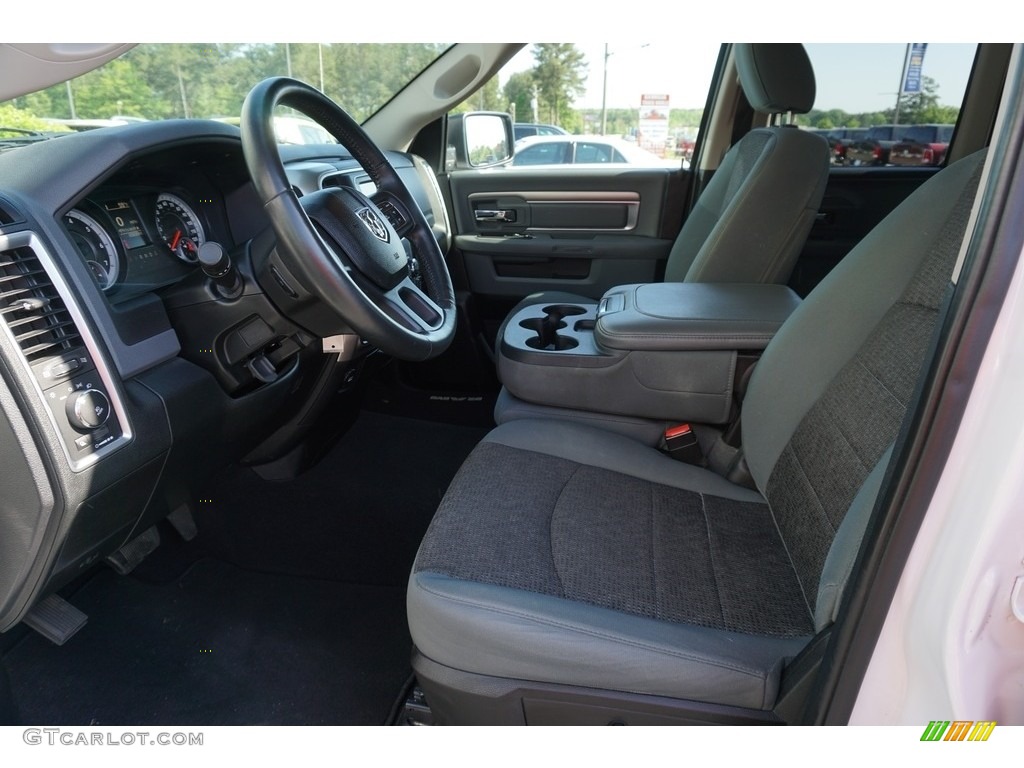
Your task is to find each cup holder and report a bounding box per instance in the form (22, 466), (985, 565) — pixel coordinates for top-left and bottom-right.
(519, 316), (570, 350)
(515, 303), (589, 352)
(542, 304), (587, 319)
(525, 334), (579, 351)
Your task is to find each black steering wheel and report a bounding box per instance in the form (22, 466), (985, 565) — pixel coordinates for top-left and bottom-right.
(240, 77), (456, 361)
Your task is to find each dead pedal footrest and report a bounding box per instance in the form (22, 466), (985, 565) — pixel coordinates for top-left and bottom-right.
(23, 594), (88, 646)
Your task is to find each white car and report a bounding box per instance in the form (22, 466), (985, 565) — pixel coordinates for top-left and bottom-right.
(512, 133), (687, 168)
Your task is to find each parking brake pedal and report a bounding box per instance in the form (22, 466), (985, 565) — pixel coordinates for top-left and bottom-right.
(23, 594), (87, 646)
(105, 526), (161, 575)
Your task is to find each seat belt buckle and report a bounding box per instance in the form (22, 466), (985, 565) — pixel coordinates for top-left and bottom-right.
(661, 423), (704, 465)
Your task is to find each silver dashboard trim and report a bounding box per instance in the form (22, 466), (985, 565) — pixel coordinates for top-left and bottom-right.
(0, 230), (133, 472)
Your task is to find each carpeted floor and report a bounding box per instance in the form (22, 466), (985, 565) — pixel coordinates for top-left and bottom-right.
(6, 559), (410, 725)
(3, 410), (489, 725)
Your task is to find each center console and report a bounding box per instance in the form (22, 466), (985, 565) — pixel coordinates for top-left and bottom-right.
(497, 282), (802, 426)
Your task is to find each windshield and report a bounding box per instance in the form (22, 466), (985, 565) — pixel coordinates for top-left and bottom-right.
(1, 43), (451, 144)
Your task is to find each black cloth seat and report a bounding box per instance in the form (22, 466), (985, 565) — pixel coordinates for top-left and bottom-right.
(409, 151), (986, 719)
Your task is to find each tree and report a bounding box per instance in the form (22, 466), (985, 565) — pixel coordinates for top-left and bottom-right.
(503, 71), (535, 123)
(452, 77), (500, 115)
(0, 104), (70, 135)
(57, 58), (160, 119)
(898, 76), (960, 124)
(531, 44), (587, 128)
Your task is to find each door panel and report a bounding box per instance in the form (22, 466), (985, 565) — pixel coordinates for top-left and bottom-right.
(789, 166), (940, 297)
(448, 166), (684, 301)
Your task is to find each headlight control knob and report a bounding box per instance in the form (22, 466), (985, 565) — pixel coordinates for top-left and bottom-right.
(65, 389), (111, 431)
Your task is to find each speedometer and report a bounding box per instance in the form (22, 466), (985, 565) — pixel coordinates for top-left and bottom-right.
(155, 193), (205, 263)
(64, 209), (120, 291)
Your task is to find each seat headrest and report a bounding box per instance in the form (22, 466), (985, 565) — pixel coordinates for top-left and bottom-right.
(735, 43), (816, 115)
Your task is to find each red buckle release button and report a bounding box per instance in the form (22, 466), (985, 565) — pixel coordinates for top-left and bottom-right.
(664, 424), (693, 440)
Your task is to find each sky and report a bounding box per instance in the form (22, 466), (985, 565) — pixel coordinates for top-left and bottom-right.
(501, 43), (979, 113)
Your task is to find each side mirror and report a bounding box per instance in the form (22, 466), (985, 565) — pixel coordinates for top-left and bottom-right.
(446, 112), (514, 170)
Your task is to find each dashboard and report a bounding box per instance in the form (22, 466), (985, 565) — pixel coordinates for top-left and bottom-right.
(0, 118), (449, 633)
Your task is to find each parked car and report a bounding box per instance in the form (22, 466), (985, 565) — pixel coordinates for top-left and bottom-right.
(845, 124), (908, 166)
(512, 133), (685, 167)
(889, 123), (956, 166)
(814, 127), (868, 165)
(512, 122), (567, 141)
(676, 135), (696, 161)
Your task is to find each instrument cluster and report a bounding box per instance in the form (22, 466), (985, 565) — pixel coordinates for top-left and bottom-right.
(63, 190), (211, 300)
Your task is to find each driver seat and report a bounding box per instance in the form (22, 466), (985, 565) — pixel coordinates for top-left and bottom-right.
(496, 44), (830, 341)
(407, 149), (985, 723)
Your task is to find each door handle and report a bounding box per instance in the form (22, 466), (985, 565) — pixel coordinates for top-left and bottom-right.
(474, 209), (517, 223)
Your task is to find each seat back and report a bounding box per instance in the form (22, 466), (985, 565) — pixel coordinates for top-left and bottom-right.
(742, 150), (985, 629)
(664, 44), (830, 284)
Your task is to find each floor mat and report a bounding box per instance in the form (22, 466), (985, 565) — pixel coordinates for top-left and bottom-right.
(192, 410), (489, 587)
(5, 559), (411, 725)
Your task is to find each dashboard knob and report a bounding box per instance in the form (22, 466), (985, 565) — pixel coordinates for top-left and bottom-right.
(65, 389), (111, 431)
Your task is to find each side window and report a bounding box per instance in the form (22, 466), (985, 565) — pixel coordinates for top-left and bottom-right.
(575, 142), (614, 163)
(468, 42), (719, 169)
(512, 141), (567, 166)
(801, 44), (976, 168)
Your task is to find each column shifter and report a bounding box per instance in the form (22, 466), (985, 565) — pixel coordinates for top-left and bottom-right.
(198, 241), (243, 300)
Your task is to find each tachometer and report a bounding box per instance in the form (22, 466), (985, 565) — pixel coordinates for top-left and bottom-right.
(155, 193), (205, 263)
(64, 209), (121, 291)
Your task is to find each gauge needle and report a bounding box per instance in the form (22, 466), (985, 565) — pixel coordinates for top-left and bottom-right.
(170, 230), (182, 251)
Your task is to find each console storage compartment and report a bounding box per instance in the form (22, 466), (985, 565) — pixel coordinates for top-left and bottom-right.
(497, 283), (801, 424)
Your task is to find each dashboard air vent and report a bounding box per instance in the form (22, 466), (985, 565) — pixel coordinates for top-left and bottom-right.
(0, 242), (83, 362)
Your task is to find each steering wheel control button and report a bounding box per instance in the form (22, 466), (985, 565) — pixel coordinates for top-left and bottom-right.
(66, 388), (111, 431)
(376, 199), (408, 231)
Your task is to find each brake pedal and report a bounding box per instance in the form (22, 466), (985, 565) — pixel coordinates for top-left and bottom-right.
(167, 504), (198, 542)
(105, 526), (161, 575)
(23, 594), (87, 646)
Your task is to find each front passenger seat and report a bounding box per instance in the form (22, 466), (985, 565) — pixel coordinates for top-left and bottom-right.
(409, 149), (986, 723)
(498, 43), (830, 331)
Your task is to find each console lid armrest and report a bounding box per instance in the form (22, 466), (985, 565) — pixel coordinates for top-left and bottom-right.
(595, 283), (802, 352)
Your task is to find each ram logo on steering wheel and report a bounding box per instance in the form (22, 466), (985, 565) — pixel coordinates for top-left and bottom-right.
(356, 207), (390, 243)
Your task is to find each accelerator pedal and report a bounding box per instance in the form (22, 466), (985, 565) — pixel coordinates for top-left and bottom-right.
(23, 594), (87, 646)
(105, 525), (161, 575)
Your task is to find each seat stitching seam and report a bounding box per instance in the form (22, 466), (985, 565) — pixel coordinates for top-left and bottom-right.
(699, 492), (728, 630)
(764, 501), (813, 620)
(549, 463), (582, 598)
(415, 579), (772, 679)
(650, 482), (659, 620)
(767, 452), (815, 618)
(823, 406), (872, 473)
(855, 358), (907, 411)
(789, 441), (837, 535)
